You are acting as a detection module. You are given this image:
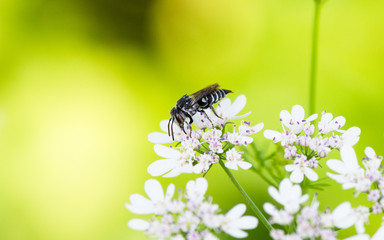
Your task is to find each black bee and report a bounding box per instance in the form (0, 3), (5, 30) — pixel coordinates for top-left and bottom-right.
(168, 83), (232, 140)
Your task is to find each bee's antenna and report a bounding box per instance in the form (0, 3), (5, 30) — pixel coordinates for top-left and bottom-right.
(171, 118), (175, 141)
(168, 118), (172, 136)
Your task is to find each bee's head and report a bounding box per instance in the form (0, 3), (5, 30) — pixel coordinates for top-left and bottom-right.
(170, 107), (185, 128)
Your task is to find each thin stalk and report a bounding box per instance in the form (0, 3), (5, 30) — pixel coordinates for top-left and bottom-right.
(309, 0), (323, 115)
(219, 160), (273, 231)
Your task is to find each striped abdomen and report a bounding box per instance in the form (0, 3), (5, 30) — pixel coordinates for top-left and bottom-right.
(197, 89), (231, 109)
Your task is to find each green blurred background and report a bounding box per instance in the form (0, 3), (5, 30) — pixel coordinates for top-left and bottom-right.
(0, 0), (383, 239)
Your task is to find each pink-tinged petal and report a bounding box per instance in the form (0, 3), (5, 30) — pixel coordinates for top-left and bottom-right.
(148, 132), (173, 144)
(144, 179), (164, 202)
(154, 144), (180, 159)
(304, 168), (319, 181)
(321, 113), (333, 123)
(237, 161), (252, 170)
(364, 147), (376, 159)
(263, 202), (277, 215)
(224, 228), (248, 238)
(233, 216), (258, 229)
(291, 105), (304, 122)
(162, 167), (182, 178)
(230, 112), (251, 120)
(147, 159), (177, 176)
(306, 113), (318, 122)
(268, 186), (283, 204)
(264, 130), (282, 142)
(165, 183), (175, 200)
(279, 110), (291, 126)
(226, 95), (247, 117)
(284, 164), (295, 172)
(128, 219), (150, 231)
(225, 161), (239, 170)
(226, 204), (246, 219)
(340, 145), (358, 167)
(290, 170), (304, 183)
(327, 159), (347, 174)
(372, 225), (384, 240)
(344, 234), (369, 240)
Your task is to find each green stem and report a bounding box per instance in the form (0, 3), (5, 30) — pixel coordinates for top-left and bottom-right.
(219, 160), (273, 232)
(309, 0), (323, 115)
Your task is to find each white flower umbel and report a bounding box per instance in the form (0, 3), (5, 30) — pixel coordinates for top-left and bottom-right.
(264, 104), (361, 183)
(225, 148), (252, 170)
(126, 178), (258, 239)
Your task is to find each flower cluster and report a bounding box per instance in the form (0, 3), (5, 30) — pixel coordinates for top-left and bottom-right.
(147, 95), (264, 177)
(264, 105), (361, 183)
(327, 146), (384, 217)
(264, 179), (384, 240)
(126, 178), (258, 239)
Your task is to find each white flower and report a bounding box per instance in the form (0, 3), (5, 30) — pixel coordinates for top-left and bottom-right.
(238, 122), (264, 136)
(125, 179), (175, 215)
(192, 94), (251, 128)
(318, 112), (346, 134)
(280, 105), (318, 134)
(264, 203), (294, 225)
(224, 148), (252, 170)
(309, 136), (331, 158)
(186, 178), (208, 207)
(331, 202), (357, 229)
(267, 178), (309, 214)
(353, 206), (370, 234)
(285, 154), (319, 183)
(147, 144), (194, 178)
(226, 132), (254, 146)
(326, 146), (365, 189)
(363, 147), (382, 171)
(193, 153), (219, 174)
(340, 126), (361, 147)
(220, 203), (258, 238)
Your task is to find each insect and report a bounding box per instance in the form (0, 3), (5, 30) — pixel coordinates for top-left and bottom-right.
(168, 83), (232, 140)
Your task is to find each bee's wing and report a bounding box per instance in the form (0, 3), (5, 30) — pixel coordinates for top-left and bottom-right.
(190, 83), (219, 105)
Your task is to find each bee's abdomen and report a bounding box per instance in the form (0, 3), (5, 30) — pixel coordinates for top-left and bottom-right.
(199, 89), (231, 109)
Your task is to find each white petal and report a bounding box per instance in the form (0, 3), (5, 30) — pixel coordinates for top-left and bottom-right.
(342, 127), (361, 146)
(154, 144), (180, 159)
(165, 183), (175, 200)
(224, 228), (248, 238)
(238, 161), (252, 170)
(279, 179), (293, 199)
(217, 98), (231, 113)
(230, 112), (251, 120)
(264, 130), (281, 142)
(193, 163), (204, 174)
(233, 216), (258, 229)
(326, 172), (347, 184)
(285, 164), (296, 172)
(299, 194), (309, 204)
(128, 219), (150, 231)
(306, 113), (318, 122)
(321, 113), (333, 123)
(162, 167), (182, 178)
(372, 225), (384, 240)
(144, 179), (164, 202)
(251, 122), (264, 133)
(147, 159), (177, 176)
(280, 110), (291, 126)
(340, 145), (358, 168)
(364, 147), (376, 159)
(268, 186), (283, 204)
(127, 194), (154, 214)
(148, 132), (173, 144)
(326, 159), (347, 174)
(226, 95), (247, 117)
(226, 204), (246, 219)
(304, 168), (319, 181)
(344, 234), (370, 240)
(291, 105), (305, 121)
(263, 202), (277, 215)
(195, 177), (208, 196)
(225, 161), (239, 170)
(356, 221), (365, 234)
(160, 119), (170, 133)
(332, 116), (346, 128)
(290, 170), (304, 183)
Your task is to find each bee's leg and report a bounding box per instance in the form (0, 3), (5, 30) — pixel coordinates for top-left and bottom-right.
(209, 105), (222, 119)
(199, 110), (214, 128)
